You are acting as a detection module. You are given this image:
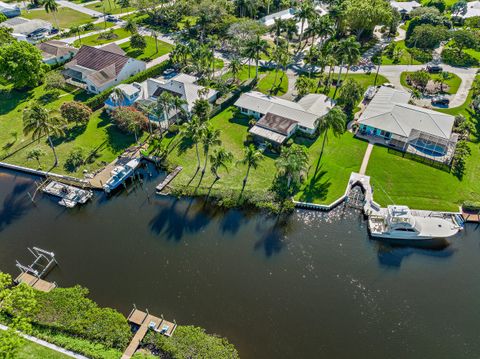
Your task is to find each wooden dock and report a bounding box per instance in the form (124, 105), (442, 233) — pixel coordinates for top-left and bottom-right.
(462, 211), (480, 223)
(122, 308), (177, 359)
(156, 166), (182, 193)
(15, 272), (56, 292)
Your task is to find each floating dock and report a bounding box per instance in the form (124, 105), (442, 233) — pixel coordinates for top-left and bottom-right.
(15, 272), (56, 292)
(42, 180), (93, 208)
(156, 166), (182, 193)
(122, 308), (177, 359)
(461, 211), (480, 223)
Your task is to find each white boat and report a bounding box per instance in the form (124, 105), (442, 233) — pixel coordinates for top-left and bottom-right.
(42, 181), (93, 208)
(103, 158), (141, 193)
(368, 205), (461, 247)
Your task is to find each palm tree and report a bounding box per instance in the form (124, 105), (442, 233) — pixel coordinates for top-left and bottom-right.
(151, 29), (159, 53)
(239, 144), (263, 194)
(295, 0), (315, 50)
(317, 107), (346, 160)
(307, 15), (334, 47)
(439, 71), (451, 93)
(245, 35), (269, 80)
(275, 144), (309, 189)
(23, 102), (66, 167)
(123, 19), (138, 35)
(171, 96), (187, 123)
(333, 36), (360, 98)
(156, 91), (175, 127)
(182, 116), (205, 185)
(43, 0), (59, 30)
(200, 126), (221, 177)
(270, 18), (286, 45)
(304, 45), (320, 78)
(209, 147), (233, 183)
(271, 43), (290, 91)
(228, 57), (242, 83)
(71, 25), (81, 45)
(112, 87), (126, 107)
(26, 148), (45, 168)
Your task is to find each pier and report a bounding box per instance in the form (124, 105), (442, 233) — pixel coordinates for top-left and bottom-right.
(15, 272), (56, 292)
(461, 211), (480, 223)
(156, 166), (183, 193)
(15, 247), (58, 292)
(122, 308), (177, 359)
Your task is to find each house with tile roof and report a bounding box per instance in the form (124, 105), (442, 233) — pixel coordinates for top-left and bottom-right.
(36, 40), (78, 65)
(62, 44), (146, 94)
(357, 86), (458, 163)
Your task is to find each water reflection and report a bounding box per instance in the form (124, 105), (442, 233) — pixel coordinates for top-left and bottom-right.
(254, 214), (291, 257)
(376, 243), (456, 268)
(0, 181), (33, 232)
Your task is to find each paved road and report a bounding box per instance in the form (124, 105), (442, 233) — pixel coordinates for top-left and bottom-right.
(57, 0), (103, 17)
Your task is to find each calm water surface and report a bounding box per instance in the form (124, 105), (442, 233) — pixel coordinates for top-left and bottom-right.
(0, 166), (479, 359)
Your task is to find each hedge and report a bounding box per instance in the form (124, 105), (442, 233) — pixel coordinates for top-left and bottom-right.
(85, 60), (171, 110)
(462, 201), (480, 212)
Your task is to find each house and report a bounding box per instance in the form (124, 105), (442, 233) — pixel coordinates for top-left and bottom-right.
(259, 6), (326, 34)
(36, 40), (78, 65)
(105, 73), (218, 124)
(63, 44), (146, 94)
(390, 1), (421, 16)
(0, 1), (20, 18)
(234, 91), (334, 145)
(357, 86), (458, 162)
(458, 1), (480, 18)
(0, 17), (52, 42)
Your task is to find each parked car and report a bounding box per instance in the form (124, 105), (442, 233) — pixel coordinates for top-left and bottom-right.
(426, 64), (443, 73)
(49, 28), (59, 35)
(163, 68), (177, 79)
(106, 15), (119, 22)
(431, 96), (450, 106)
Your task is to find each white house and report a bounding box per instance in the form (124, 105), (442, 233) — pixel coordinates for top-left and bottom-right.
(0, 17), (52, 42)
(259, 6), (327, 34)
(105, 73), (218, 124)
(36, 40), (78, 65)
(63, 44), (146, 94)
(357, 86), (458, 162)
(390, 1), (421, 15)
(458, 1), (480, 18)
(234, 91), (334, 145)
(0, 1), (20, 18)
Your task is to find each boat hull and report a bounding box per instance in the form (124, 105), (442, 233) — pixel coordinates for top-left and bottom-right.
(369, 233), (451, 249)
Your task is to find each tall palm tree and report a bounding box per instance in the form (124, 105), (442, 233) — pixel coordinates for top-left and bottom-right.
(307, 15), (334, 47)
(43, 0), (59, 30)
(155, 91), (175, 127)
(271, 43), (290, 91)
(317, 107), (346, 159)
(333, 36), (360, 98)
(200, 126), (221, 176)
(123, 19), (138, 35)
(71, 25), (81, 45)
(23, 102), (65, 167)
(275, 144), (309, 189)
(295, 0), (315, 50)
(151, 29), (159, 53)
(245, 35), (269, 80)
(228, 57), (242, 83)
(209, 147), (233, 183)
(303, 45), (320, 78)
(171, 96), (187, 123)
(239, 144), (263, 194)
(182, 116), (205, 184)
(270, 18), (286, 45)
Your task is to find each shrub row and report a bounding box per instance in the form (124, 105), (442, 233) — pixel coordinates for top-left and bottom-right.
(441, 48), (480, 67)
(462, 201), (480, 212)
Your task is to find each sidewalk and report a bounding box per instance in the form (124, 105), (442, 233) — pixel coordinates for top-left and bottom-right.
(57, 0), (103, 17)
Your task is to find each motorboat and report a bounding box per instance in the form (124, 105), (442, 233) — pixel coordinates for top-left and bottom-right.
(368, 205), (462, 247)
(103, 158), (141, 193)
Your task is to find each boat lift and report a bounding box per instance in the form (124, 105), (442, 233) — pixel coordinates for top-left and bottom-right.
(15, 247), (57, 279)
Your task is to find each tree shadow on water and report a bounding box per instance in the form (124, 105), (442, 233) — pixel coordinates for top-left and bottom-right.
(376, 243), (455, 269)
(0, 182), (32, 232)
(254, 214), (292, 257)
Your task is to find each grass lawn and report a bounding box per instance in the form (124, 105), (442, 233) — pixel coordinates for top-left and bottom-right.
(295, 133), (368, 204)
(256, 70), (288, 96)
(365, 144), (480, 211)
(119, 36), (173, 61)
(85, 0), (135, 14)
(464, 48), (480, 63)
(437, 75), (480, 118)
(319, 73), (389, 98)
(22, 8), (93, 29)
(15, 340), (69, 359)
(73, 28), (130, 47)
(0, 83), (143, 177)
(400, 71), (462, 95)
(380, 40), (423, 65)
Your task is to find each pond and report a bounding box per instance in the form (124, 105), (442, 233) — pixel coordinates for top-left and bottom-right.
(0, 165), (479, 359)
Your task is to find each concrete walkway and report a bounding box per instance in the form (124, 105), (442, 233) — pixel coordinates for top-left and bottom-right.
(359, 142), (374, 175)
(0, 324), (88, 359)
(57, 0), (103, 17)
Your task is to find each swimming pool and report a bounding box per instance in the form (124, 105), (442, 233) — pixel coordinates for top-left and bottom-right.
(411, 139), (446, 157)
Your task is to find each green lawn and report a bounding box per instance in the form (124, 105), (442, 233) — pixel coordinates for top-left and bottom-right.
(365, 144), (480, 211)
(437, 75), (480, 118)
(22, 8), (94, 29)
(15, 340), (69, 359)
(119, 36), (173, 61)
(321, 73), (389, 98)
(400, 71), (462, 94)
(73, 28), (131, 47)
(464, 48), (480, 63)
(0, 84), (142, 177)
(256, 70), (288, 96)
(295, 133), (368, 205)
(85, 0), (135, 14)
(381, 40), (423, 65)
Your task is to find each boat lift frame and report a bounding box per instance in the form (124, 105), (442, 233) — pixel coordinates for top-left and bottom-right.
(15, 247), (57, 279)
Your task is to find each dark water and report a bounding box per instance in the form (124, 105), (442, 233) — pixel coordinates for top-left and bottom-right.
(0, 165), (479, 359)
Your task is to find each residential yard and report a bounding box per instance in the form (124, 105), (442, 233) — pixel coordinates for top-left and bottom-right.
(119, 36), (173, 61)
(73, 28), (131, 47)
(321, 73), (389, 98)
(15, 340), (69, 359)
(464, 48), (480, 63)
(400, 71), (462, 95)
(437, 75), (480, 120)
(256, 70), (288, 96)
(22, 8), (93, 29)
(85, 0), (135, 14)
(380, 40), (423, 65)
(0, 84), (142, 177)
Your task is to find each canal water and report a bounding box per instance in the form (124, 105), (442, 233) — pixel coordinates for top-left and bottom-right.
(0, 166), (479, 359)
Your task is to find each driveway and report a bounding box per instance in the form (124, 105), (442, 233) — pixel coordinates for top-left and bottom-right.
(56, 0), (103, 17)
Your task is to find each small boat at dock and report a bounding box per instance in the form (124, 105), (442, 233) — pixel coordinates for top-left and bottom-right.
(103, 158), (141, 193)
(42, 181), (93, 208)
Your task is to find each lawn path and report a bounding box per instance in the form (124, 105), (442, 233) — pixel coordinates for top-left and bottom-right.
(359, 142), (374, 175)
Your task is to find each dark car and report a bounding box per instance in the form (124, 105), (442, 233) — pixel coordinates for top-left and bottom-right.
(426, 64), (443, 73)
(105, 15), (119, 22)
(431, 96), (450, 106)
(49, 28), (59, 35)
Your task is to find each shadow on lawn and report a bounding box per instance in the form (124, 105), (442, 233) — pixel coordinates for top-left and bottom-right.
(0, 88), (34, 115)
(298, 165), (331, 203)
(52, 124), (88, 146)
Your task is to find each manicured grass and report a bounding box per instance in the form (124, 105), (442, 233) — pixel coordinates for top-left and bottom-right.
(295, 133), (368, 205)
(256, 70), (288, 96)
(381, 40), (423, 65)
(85, 0), (135, 14)
(365, 144), (480, 211)
(22, 8), (94, 29)
(119, 36), (173, 61)
(322, 73), (389, 98)
(400, 71), (462, 94)
(15, 340), (69, 359)
(73, 27), (130, 47)
(437, 75), (480, 118)
(464, 48), (480, 63)
(0, 84), (143, 177)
